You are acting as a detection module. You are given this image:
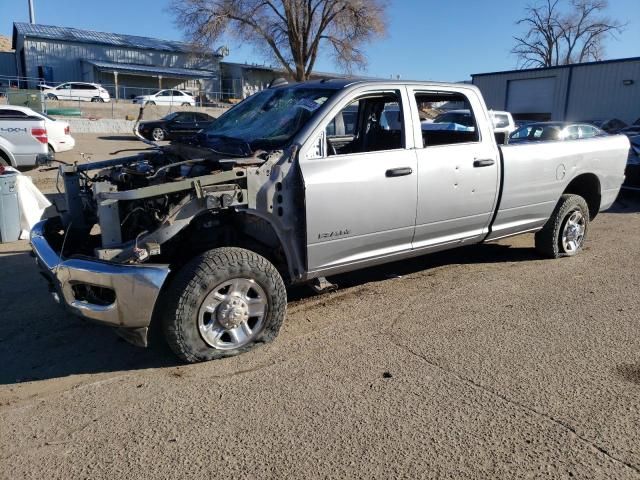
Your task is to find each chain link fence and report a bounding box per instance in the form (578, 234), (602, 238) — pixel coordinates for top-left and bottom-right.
(0, 74), (234, 120)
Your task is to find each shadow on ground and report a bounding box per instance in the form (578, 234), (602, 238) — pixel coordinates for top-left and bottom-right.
(0, 251), (177, 385)
(98, 135), (140, 141)
(3, 193), (637, 385)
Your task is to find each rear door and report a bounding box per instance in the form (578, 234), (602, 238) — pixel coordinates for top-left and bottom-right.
(299, 87), (418, 273)
(408, 87), (500, 248)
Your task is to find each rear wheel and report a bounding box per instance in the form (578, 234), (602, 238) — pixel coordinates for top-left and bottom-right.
(0, 151), (9, 166)
(46, 94), (58, 100)
(162, 247), (286, 363)
(48, 144), (56, 159)
(535, 194), (589, 258)
(181, 102), (190, 106)
(146, 101), (156, 106)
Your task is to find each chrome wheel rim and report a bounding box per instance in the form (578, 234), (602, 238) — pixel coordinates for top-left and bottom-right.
(198, 278), (268, 350)
(561, 209), (586, 253)
(152, 128), (165, 141)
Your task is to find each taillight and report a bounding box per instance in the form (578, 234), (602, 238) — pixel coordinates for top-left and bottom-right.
(31, 127), (48, 144)
(64, 125), (70, 135)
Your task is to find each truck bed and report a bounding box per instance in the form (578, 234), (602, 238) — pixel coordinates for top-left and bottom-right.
(487, 134), (630, 241)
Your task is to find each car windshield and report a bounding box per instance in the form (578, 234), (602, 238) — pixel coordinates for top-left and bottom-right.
(205, 86), (336, 149)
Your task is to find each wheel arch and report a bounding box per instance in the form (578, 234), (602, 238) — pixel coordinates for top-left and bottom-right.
(563, 173), (601, 220)
(0, 145), (15, 167)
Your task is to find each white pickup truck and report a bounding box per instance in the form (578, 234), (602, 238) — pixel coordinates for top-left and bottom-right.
(31, 79), (630, 363)
(0, 109), (51, 167)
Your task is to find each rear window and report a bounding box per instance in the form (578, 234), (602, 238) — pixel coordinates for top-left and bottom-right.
(492, 114), (510, 129)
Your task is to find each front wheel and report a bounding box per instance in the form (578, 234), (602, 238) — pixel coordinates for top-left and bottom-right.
(535, 194), (589, 258)
(162, 247), (287, 363)
(47, 94), (58, 100)
(146, 101), (156, 106)
(151, 127), (166, 141)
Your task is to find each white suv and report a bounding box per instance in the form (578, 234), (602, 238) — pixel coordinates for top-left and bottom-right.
(132, 89), (196, 106)
(43, 82), (111, 102)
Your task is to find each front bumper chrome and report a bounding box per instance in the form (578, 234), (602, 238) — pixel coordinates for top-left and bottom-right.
(30, 220), (171, 342)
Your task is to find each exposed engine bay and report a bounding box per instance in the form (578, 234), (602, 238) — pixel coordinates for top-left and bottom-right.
(49, 137), (302, 275)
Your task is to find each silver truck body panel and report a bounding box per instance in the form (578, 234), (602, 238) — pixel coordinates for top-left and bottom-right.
(30, 221), (170, 329)
(486, 134), (629, 240)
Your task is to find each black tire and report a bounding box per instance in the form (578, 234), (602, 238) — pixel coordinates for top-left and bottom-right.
(535, 194), (590, 258)
(146, 101), (156, 106)
(151, 127), (166, 141)
(48, 144), (56, 159)
(0, 151), (9, 166)
(47, 94), (58, 100)
(181, 102), (190, 106)
(162, 247), (287, 363)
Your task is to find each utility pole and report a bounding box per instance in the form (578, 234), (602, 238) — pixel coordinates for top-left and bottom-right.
(28, 0), (36, 24)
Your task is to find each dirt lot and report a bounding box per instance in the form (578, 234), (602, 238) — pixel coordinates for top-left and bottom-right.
(1, 136), (639, 479)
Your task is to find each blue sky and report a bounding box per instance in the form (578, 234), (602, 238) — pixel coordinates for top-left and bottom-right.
(2, 0), (639, 81)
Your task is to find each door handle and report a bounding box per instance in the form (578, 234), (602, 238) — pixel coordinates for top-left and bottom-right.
(386, 167), (413, 177)
(473, 159), (495, 167)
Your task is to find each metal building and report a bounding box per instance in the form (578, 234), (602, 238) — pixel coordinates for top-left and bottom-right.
(11, 22), (224, 99)
(472, 57), (640, 124)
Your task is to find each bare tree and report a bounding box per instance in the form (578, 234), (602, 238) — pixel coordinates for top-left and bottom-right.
(170, 0), (388, 81)
(512, 0), (625, 68)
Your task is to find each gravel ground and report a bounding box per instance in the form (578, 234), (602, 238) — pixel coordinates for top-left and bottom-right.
(1, 136), (639, 478)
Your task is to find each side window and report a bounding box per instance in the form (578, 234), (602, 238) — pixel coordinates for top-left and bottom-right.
(195, 113), (211, 121)
(172, 90), (184, 96)
(174, 113), (194, 123)
(565, 126), (580, 140)
(158, 90), (171, 97)
(415, 92), (480, 147)
(492, 114), (510, 129)
(58, 83), (71, 90)
(325, 92), (404, 156)
(0, 109), (27, 117)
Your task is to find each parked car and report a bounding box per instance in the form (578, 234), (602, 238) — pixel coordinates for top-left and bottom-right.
(509, 122), (604, 143)
(0, 105), (75, 157)
(619, 125), (640, 137)
(422, 109), (515, 135)
(581, 118), (628, 134)
(0, 109), (51, 167)
(132, 89), (196, 106)
(137, 111), (216, 141)
(31, 79), (629, 363)
(42, 82), (110, 103)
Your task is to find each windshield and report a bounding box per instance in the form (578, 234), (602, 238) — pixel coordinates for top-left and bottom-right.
(205, 87), (336, 149)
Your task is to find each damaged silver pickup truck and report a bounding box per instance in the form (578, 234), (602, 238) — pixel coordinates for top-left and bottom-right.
(31, 80), (630, 362)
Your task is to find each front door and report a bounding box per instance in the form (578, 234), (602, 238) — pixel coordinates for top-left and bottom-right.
(168, 112), (198, 137)
(408, 88), (499, 248)
(300, 88), (418, 273)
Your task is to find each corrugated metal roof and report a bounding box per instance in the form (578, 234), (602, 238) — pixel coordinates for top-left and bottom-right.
(13, 22), (215, 55)
(86, 60), (217, 78)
